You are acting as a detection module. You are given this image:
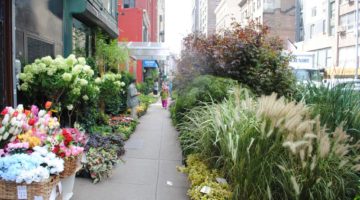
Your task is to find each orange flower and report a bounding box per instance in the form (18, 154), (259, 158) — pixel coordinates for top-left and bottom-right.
(24, 109), (31, 116)
(45, 101), (52, 109)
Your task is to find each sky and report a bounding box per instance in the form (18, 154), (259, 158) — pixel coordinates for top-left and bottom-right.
(165, 0), (192, 55)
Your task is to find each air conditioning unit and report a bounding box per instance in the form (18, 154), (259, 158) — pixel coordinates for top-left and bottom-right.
(338, 26), (346, 35)
(348, 0), (354, 4)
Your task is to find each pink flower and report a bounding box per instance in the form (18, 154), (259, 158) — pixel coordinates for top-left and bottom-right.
(31, 105), (39, 116)
(0, 149), (5, 157)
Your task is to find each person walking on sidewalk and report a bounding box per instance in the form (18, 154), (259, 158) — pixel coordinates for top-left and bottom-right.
(153, 80), (159, 95)
(160, 86), (169, 109)
(127, 78), (140, 119)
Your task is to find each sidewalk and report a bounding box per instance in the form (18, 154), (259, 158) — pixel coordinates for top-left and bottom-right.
(73, 101), (189, 200)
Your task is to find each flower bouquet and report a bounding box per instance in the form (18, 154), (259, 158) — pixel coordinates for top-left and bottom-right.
(0, 146), (63, 200)
(47, 128), (86, 178)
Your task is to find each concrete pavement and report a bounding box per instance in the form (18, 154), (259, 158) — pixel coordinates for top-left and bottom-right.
(73, 101), (189, 200)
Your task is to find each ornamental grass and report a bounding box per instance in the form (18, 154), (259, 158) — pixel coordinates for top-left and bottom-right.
(179, 87), (360, 200)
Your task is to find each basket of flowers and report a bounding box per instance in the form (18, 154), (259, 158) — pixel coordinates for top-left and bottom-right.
(0, 146), (63, 200)
(48, 128), (86, 178)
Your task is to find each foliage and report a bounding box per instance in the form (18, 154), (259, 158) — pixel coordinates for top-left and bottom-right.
(176, 22), (295, 97)
(295, 83), (360, 140)
(178, 88), (360, 200)
(18, 55), (99, 125)
(178, 154), (232, 200)
(109, 115), (138, 140)
(78, 133), (125, 183)
(95, 31), (129, 74)
(171, 75), (237, 124)
(96, 72), (126, 115)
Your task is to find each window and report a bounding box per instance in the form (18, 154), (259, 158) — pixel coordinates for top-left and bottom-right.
(310, 24), (315, 38)
(339, 46), (356, 68)
(329, 2), (335, 36)
(339, 12), (355, 32)
(311, 7), (317, 17)
(257, 0), (261, 8)
(322, 20), (326, 34)
(73, 18), (94, 57)
(123, 0), (135, 8)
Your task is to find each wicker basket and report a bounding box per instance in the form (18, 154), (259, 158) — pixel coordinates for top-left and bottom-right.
(0, 176), (59, 200)
(60, 155), (80, 178)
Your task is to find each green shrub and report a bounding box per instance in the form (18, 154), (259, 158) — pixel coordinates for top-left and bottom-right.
(296, 83), (360, 140)
(179, 88), (360, 200)
(171, 75), (237, 124)
(176, 22), (296, 98)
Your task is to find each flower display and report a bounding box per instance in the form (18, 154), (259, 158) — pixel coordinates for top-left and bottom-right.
(48, 128), (86, 158)
(0, 104), (60, 147)
(18, 55), (100, 115)
(0, 146), (63, 184)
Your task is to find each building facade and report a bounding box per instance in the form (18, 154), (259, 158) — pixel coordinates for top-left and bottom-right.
(192, 0), (201, 32)
(295, 0), (360, 77)
(214, 0), (242, 32)
(1, 0), (118, 108)
(118, 0), (165, 82)
(198, 0), (221, 36)
(237, 0), (296, 44)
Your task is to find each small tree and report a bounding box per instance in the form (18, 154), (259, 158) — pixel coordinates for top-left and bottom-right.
(176, 22), (295, 97)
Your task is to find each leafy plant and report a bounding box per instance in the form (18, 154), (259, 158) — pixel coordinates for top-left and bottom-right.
(175, 22), (295, 97)
(178, 154), (232, 200)
(178, 87), (360, 200)
(171, 75), (237, 124)
(295, 83), (360, 140)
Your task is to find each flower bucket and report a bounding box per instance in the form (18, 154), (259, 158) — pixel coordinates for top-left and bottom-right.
(0, 176), (59, 200)
(60, 155), (80, 178)
(60, 174), (75, 200)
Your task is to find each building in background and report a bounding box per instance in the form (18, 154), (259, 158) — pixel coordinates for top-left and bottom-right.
(294, 0), (360, 77)
(198, 0), (221, 36)
(192, 0), (201, 32)
(1, 0), (119, 108)
(237, 0), (296, 45)
(118, 0), (165, 82)
(214, 0), (241, 32)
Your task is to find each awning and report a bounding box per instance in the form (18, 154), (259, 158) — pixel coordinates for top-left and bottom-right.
(119, 42), (170, 60)
(143, 60), (158, 68)
(326, 67), (360, 77)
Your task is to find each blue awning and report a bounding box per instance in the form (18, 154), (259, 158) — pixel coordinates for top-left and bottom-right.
(143, 60), (158, 68)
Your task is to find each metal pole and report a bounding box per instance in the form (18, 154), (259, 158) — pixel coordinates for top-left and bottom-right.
(355, 0), (359, 79)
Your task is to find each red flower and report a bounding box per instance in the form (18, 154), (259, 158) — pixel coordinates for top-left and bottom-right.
(1, 108), (8, 116)
(45, 101), (52, 109)
(59, 152), (65, 158)
(13, 111), (18, 117)
(28, 118), (36, 126)
(52, 145), (60, 154)
(47, 111), (52, 116)
(62, 129), (73, 146)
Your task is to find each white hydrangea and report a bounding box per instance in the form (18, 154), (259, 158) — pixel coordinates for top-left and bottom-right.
(62, 73), (72, 82)
(78, 57), (86, 65)
(121, 82), (126, 87)
(20, 83), (29, 91)
(79, 79), (88, 86)
(66, 104), (74, 111)
(82, 95), (89, 101)
(95, 77), (102, 84)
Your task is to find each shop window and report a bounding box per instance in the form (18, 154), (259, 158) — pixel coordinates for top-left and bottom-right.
(72, 18), (94, 57)
(27, 37), (54, 63)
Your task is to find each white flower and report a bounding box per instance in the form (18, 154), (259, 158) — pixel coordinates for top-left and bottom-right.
(62, 73), (72, 82)
(121, 82), (126, 87)
(95, 77), (102, 84)
(78, 57), (86, 65)
(67, 105), (74, 111)
(2, 114), (10, 125)
(17, 104), (24, 112)
(20, 83), (29, 91)
(0, 127), (5, 134)
(38, 110), (46, 117)
(79, 79), (88, 86)
(82, 95), (89, 101)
